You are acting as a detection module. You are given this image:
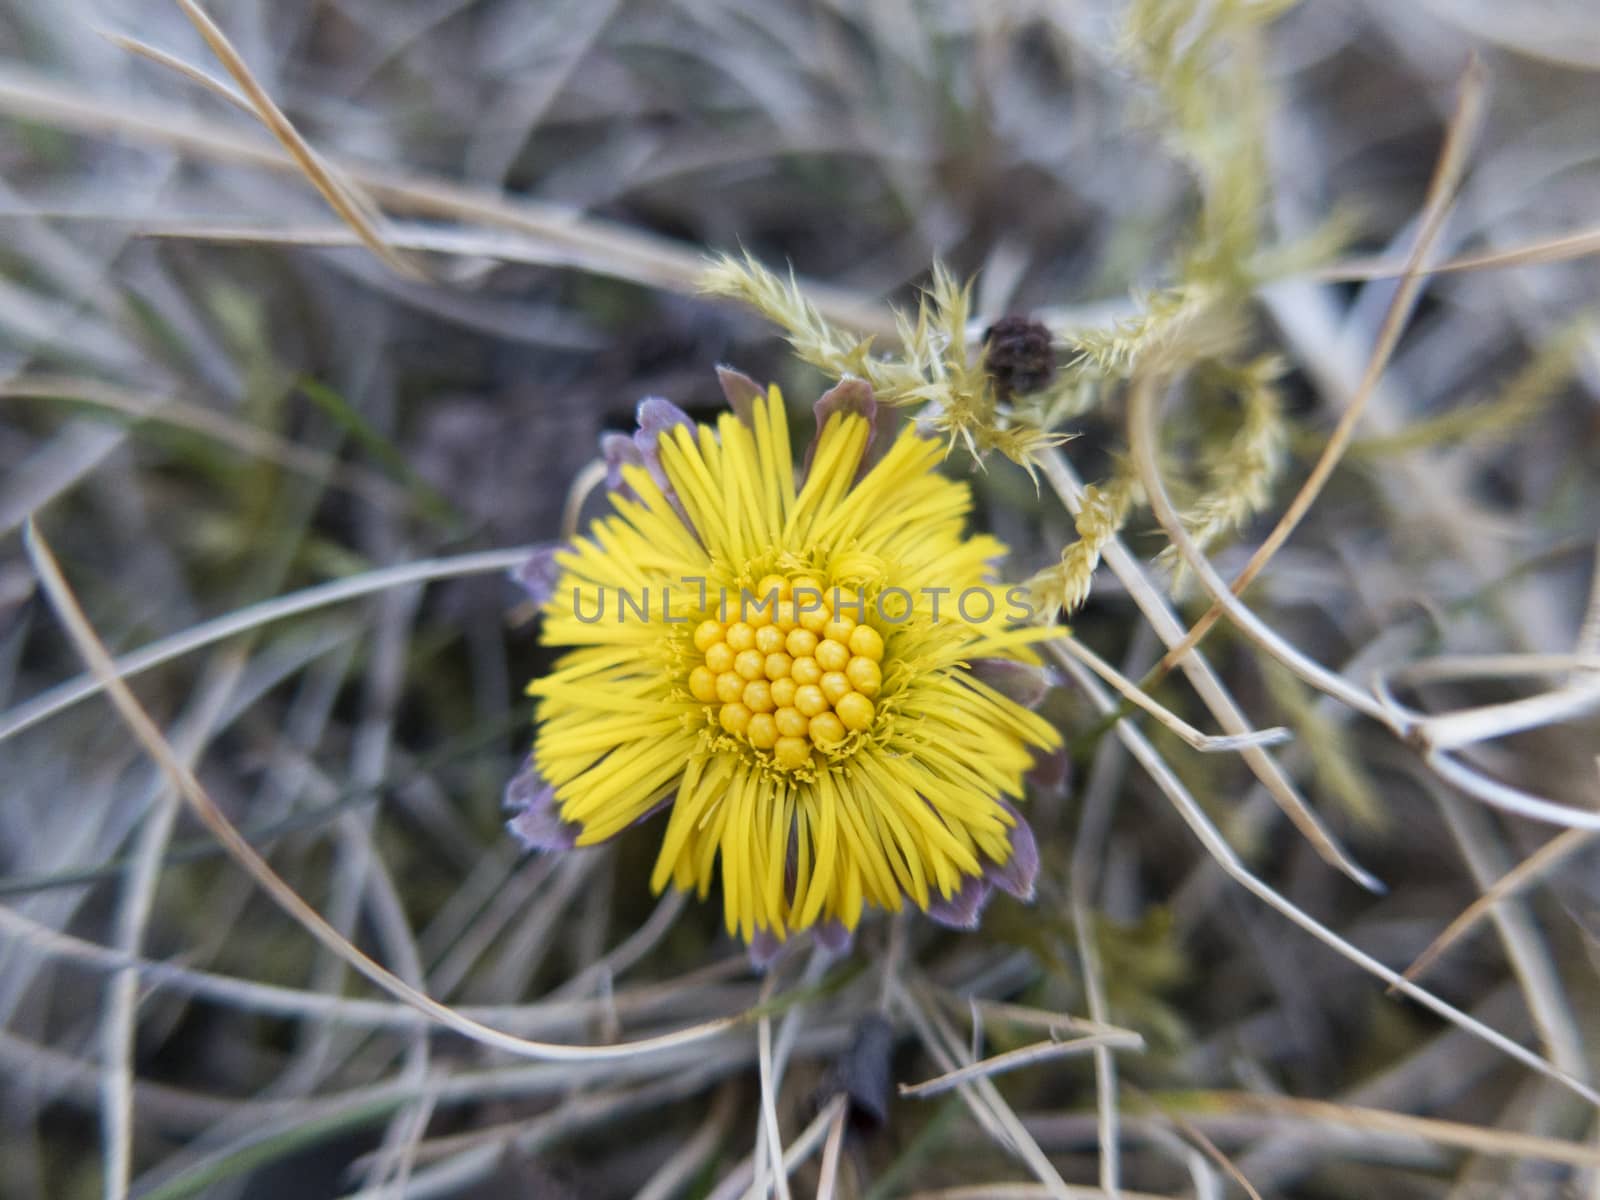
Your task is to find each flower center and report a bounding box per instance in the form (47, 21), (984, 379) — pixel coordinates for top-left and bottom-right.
(687, 574), (884, 771)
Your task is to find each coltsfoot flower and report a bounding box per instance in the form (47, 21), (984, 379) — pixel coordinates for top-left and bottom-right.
(507, 370), (1062, 957)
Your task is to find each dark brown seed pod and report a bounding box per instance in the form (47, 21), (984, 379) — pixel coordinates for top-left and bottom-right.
(983, 315), (1056, 398)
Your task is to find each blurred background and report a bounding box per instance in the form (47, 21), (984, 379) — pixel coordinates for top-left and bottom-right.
(2, 1), (1599, 1197)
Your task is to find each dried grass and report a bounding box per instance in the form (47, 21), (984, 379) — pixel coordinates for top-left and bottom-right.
(3, 0), (1599, 1196)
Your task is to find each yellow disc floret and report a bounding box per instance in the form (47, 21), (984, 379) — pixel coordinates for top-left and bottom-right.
(748, 712), (778, 749)
(809, 711), (846, 745)
(743, 679), (774, 713)
(775, 706), (808, 738)
(687, 582), (889, 771)
(785, 628), (818, 658)
(720, 702), (752, 735)
(820, 671), (851, 705)
(814, 638), (850, 672)
(773, 736), (811, 770)
(848, 624), (883, 661)
(835, 691), (875, 731)
(845, 656), (881, 698)
(688, 666), (718, 702)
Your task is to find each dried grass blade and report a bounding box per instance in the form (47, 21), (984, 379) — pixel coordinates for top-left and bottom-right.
(171, 0), (426, 280)
(899, 1032), (1145, 1100)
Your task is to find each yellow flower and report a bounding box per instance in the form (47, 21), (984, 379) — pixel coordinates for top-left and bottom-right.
(507, 374), (1061, 952)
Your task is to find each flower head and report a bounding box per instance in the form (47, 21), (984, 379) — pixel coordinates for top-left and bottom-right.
(508, 373), (1061, 953)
